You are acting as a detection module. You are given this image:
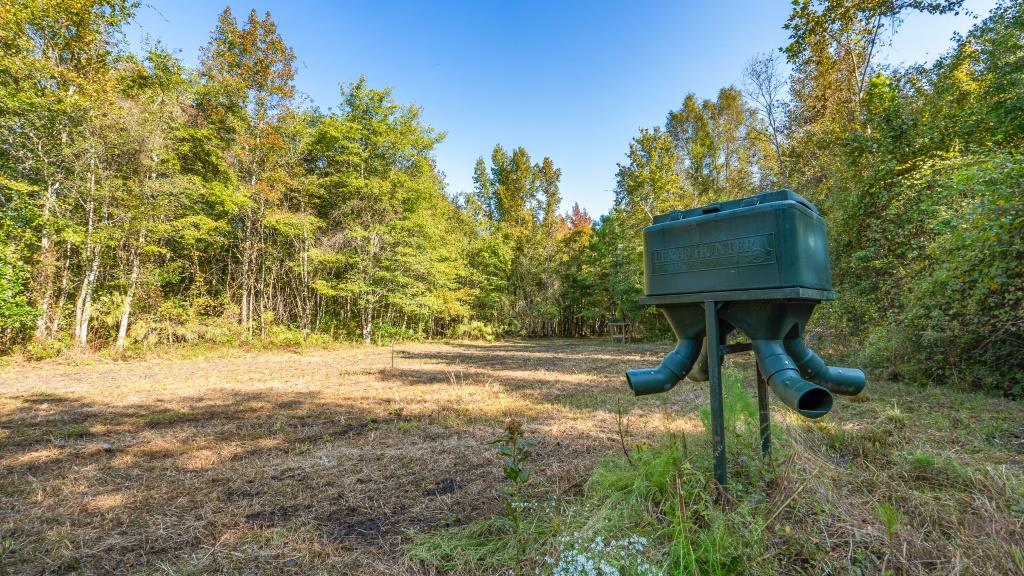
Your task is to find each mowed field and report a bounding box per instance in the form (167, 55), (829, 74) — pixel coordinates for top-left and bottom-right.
(1, 340), (1022, 575)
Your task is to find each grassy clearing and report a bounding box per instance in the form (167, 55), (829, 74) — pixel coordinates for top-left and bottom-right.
(410, 366), (1024, 576)
(409, 370), (776, 574)
(0, 340), (1022, 575)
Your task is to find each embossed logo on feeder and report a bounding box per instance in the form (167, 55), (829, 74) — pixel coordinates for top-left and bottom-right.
(652, 233), (775, 274)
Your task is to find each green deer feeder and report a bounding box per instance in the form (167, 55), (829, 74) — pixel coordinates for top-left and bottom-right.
(625, 189), (866, 487)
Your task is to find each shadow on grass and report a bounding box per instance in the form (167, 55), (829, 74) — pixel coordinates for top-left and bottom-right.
(0, 347), (652, 576)
(398, 338), (668, 375)
(0, 386), (506, 574)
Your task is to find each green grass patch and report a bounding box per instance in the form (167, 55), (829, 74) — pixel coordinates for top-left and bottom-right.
(140, 409), (194, 427)
(55, 424), (89, 440)
(409, 515), (524, 573)
(410, 369), (795, 575)
(902, 450), (971, 490)
(394, 419), (420, 431)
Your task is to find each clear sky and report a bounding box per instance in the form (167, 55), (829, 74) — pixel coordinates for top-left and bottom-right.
(128, 0), (997, 216)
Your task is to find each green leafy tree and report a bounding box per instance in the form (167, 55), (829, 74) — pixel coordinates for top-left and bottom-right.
(608, 127), (682, 328)
(0, 0), (137, 341)
(468, 146), (568, 335)
(614, 126), (683, 221)
(105, 47), (195, 349)
(817, 1), (1024, 393)
(666, 88), (769, 203)
(305, 77), (462, 343)
(782, 0), (965, 198)
(199, 7), (298, 335)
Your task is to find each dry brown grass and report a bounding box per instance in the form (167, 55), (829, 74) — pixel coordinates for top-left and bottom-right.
(0, 339), (1021, 575)
(0, 340), (688, 574)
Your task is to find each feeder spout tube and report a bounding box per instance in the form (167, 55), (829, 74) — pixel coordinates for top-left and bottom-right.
(688, 339), (711, 382)
(752, 340), (833, 419)
(626, 338), (702, 396)
(784, 338), (866, 396)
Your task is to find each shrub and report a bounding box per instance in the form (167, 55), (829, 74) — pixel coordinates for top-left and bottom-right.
(893, 156), (1024, 395)
(259, 325), (332, 349)
(841, 154), (1024, 396)
(0, 249), (37, 352)
(373, 323), (424, 344)
(23, 337), (68, 361)
(450, 320), (498, 341)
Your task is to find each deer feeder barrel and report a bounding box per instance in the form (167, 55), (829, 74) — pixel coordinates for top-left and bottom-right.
(625, 190), (866, 419)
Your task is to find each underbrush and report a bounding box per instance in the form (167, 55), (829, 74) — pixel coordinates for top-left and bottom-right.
(11, 326), (340, 363)
(835, 153), (1024, 397)
(449, 320), (500, 342)
(9, 313), (508, 362)
(109, 326), (338, 360)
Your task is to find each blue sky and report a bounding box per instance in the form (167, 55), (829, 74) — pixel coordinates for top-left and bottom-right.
(128, 0), (997, 216)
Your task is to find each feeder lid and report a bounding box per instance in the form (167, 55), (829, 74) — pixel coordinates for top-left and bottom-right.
(652, 189), (818, 225)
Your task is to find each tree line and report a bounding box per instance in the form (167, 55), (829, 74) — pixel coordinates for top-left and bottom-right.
(2, 0), (1021, 394)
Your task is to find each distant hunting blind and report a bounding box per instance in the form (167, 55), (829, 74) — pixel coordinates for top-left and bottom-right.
(625, 190), (866, 486)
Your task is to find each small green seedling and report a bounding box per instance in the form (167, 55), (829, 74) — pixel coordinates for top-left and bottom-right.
(875, 501), (902, 539)
(491, 419), (535, 576)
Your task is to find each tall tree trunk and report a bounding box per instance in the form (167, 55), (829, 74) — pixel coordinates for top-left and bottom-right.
(300, 222), (311, 330)
(50, 240), (72, 335)
(33, 181), (59, 339)
(243, 209), (259, 338)
(240, 281), (249, 333)
(74, 245), (100, 347)
(239, 219), (252, 336)
(73, 168), (100, 348)
(78, 249), (99, 347)
(257, 209), (268, 337)
(361, 301), (373, 345)
(116, 231), (144, 350)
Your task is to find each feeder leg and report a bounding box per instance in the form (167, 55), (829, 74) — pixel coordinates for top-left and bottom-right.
(756, 359), (771, 458)
(705, 300), (726, 487)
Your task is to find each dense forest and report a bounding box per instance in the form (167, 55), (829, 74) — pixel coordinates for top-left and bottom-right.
(1, 0), (1021, 394)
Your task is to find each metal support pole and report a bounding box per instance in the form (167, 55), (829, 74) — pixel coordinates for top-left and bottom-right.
(705, 300), (726, 487)
(755, 359), (771, 458)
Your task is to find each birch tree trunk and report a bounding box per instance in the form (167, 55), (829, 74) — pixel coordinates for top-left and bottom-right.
(33, 181), (59, 339)
(76, 246), (100, 347)
(73, 194), (95, 346)
(73, 167), (101, 348)
(361, 302), (373, 345)
(50, 240), (72, 335)
(116, 230), (144, 350)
